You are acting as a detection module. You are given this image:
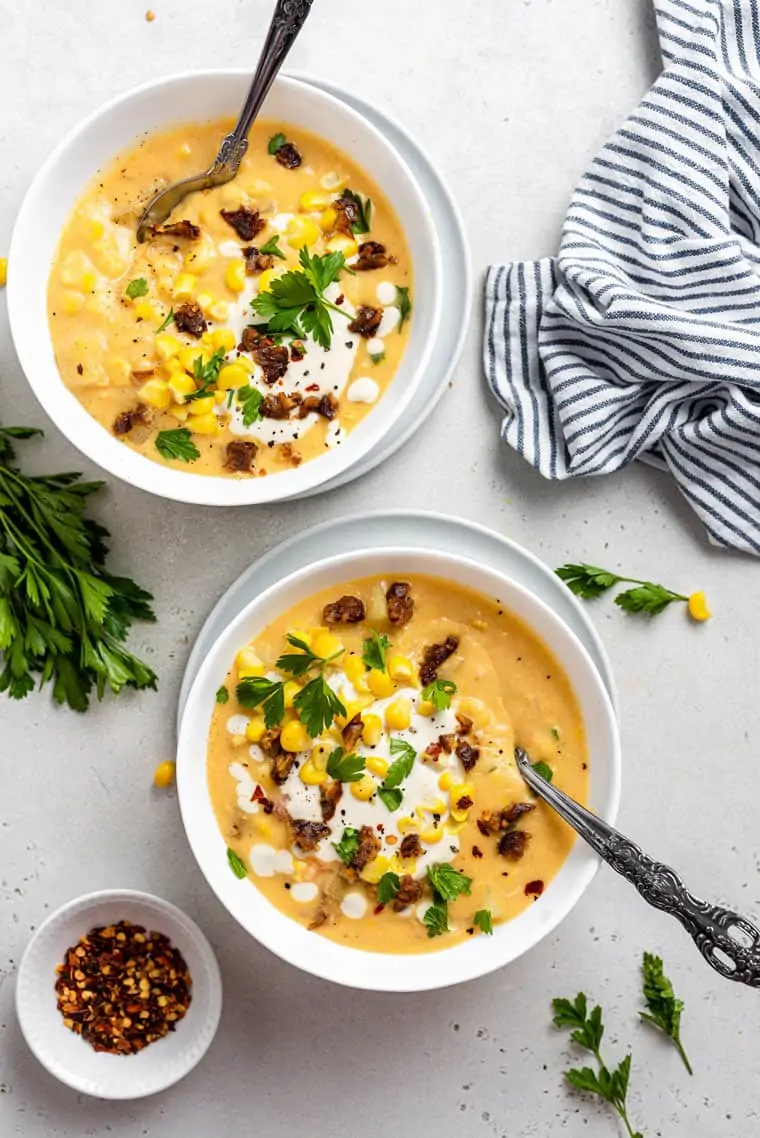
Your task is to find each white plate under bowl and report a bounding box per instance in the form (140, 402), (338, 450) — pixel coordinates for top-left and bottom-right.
(8, 71), (442, 506)
(16, 890), (222, 1099)
(178, 510), (617, 728)
(284, 72), (471, 498)
(177, 545), (620, 992)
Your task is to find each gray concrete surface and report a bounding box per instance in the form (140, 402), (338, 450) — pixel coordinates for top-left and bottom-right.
(1, 2), (755, 1135)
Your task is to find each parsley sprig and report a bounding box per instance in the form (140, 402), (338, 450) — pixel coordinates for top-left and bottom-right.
(424, 862), (472, 939)
(251, 248), (349, 349)
(259, 234), (286, 260)
(473, 909), (493, 935)
(377, 872), (401, 904)
(640, 953), (691, 1075)
(236, 633), (346, 735)
(552, 993), (643, 1138)
(341, 188), (372, 234)
(362, 629), (390, 672)
(556, 563), (688, 616)
(377, 738), (416, 811)
(0, 426), (157, 711)
(326, 746), (365, 783)
(126, 277), (148, 299)
(186, 348), (227, 401)
(155, 429), (200, 463)
(422, 677), (456, 711)
(236, 386), (264, 427)
(333, 827), (360, 865)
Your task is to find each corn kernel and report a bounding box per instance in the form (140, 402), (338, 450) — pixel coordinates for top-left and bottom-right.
(281, 720), (312, 752)
(286, 215), (321, 249)
(81, 271), (96, 293)
(421, 798), (447, 815)
(225, 259), (247, 293)
(311, 743), (331, 770)
(257, 268), (278, 294)
(171, 405), (189, 422)
(87, 219), (105, 241)
(188, 395), (215, 417)
(389, 854), (417, 877)
(318, 207), (338, 232)
(184, 238), (217, 275)
(187, 412), (219, 435)
(397, 816), (421, 835)
(344, 655), (366, 686)
(253, 817), (272, 838)
(321, 171), (347, 190)
(138, 378), (172, 411)
(211, 327), (237, 352)
(216, 362), (248, 391)
(180, 345), (205, 374)
(245, 717), (266, 744)
(177, 142), (192, 158)
(300, 189), (330, 212)
(385, 697), (411, 732)
(359, 855), (389, 884)
(387, 653), (414, 683)
(366, 755), (389, 777)
(367, 669), (394, 699)
(196, 291), (214, 314)
(236, 646), (265, 679)
(134, 299), (157, 321)
(350, 774), (377, 802)
(361, 712), (383, 747)
(420, 825), (444, 844)
(284, 680), (302, 709)
(326, 234), (358, 258)
(173, 272), (197, 300)
(300, 761), (327, 786)
(311, 630), (343, 659)
(471, 617), (488, 631)
(417, 699), (434, 717)
(167, 372), (197, 403)
(456, 697), (492, 728)
(230, 734), (246, 748)
(688, 590), (711, 621)
(61, 289), (85, 315)
(438, 771), (453, 791)
(104, 356), (131, 387)
(153, 760), (175, 788)
(287, 628), (312, 649)
(209, 300), (230, 322)
(307, 624), (328, 643)
(155, 333), (182, 362)
(339, 695), (374, 726)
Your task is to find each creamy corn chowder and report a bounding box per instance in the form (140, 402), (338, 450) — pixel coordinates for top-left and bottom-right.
(48, 120), (412, 478)
(208, 575), (589, 954)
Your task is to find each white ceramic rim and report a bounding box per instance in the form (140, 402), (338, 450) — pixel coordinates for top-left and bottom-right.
(8, 70), (443, 505)
(177, 546), (621, 992)
(15, 888), (223, 1099)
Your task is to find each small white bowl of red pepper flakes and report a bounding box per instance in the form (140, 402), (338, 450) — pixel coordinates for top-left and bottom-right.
(15, 889), (222, 1098)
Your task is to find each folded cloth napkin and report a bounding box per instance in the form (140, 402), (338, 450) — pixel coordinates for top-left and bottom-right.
(485, 0), (760, 555)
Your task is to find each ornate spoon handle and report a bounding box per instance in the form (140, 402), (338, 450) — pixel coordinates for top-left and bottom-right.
(515, 748), (760, 986)
(212, 0), (315, 177)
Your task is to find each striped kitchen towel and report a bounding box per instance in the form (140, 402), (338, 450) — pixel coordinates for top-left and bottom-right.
(485, 0), (760, 555)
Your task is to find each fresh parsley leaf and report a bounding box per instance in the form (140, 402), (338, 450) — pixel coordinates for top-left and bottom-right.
(362, 629), (390, 672)
(333, 827), (361, 865)
(236, 676), (285, 728)
(293, 672), (346, 736)
(532, 760), (554, 782)
(216, 684), (229, 704)
(126, 277), (148, 299)
(384, 738), (417, 787)
(186, 347), (227, 401)
(227, 847), (248, 879)
(276, 632), (343, 677)
(341, 188), (372, 234)
(556, 562), (688, 618)
(251, 249), (349, 350)
(640, 952), (692, 1075)
(326, 746), (366, 783)
(427, 862), (472, 903)
(474, 909), (493, 935)
(555, 563), (622, 599)
(615, 584), (686, 616)
(377, 787), (403, 811)
(424, 902), (449, 938)
(377, 872), (401, 904)
(156, 307), (174, 333)
(237, 385), (264, 427)
(550, 726), (560, 740)
(395, 285), (412, 329)
(369, 350), (386, 365)
(155, 429), (200, 463)
(422, 678), (457, 711)
(268, 132), (287, 154)
(259, 233), (286, 259)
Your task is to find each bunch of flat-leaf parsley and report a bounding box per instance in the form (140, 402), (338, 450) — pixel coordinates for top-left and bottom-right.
(0, 425), (157, 710)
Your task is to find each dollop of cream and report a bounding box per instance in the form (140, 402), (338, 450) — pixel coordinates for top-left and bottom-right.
(226, 714), (250, 736)
(340, 892), (368, 919)
(366, 337), (384, 357)
(347, 377), (380, 404)
(250, 844), (294, 878)
(290, 882), (319, 903)
(376, 280), (397, 305)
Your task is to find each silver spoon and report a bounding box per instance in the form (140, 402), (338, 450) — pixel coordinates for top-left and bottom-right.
(515, 746), (760, 986)
(136, 0), (315, 241)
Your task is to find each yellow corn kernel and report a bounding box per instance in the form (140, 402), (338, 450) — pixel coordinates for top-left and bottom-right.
(421, 798), (447, 815)
(86, 219), (105, 241)
(311, 630), (343, 660)
(230, 734), (246, 748)
(245, 717), (266, 744)
(361, 712), (383, 747)
(311, 743), (331, 771)
(397, 816), (421, 835)
(211, 327), (237, 352)
(321, 171), (348, 191)
(318, 207), (338, 232)
(188, 395), (215, 417)
(286, 215), (321, 250)
(138, 378), (172, 411)
(450, 784), (474, 822)
(214, 390), (227, 406)
(366, 755), (389, 777)
(438, 771), (453, 791)
(256, 268), (278, 294)
(177, 142), (192, 158)
(167, 372), (197, 404)
(350, 774), (377, 802)
(456, 696), (492, 729)
(105, 356), (132, 387)
(173, 272), (197, 300)
(420, 825), (445, 844)
(367, 669), (394, 699)
(471, 617), (488, 631)
(339, 695), (374, 726)
(385, 697), (411, 732)
(299, 761), (327, 786)
(81, 271), (96, 293)
(300, 190), (330, 212)
(155, 333), (182, 362)
(187, 412), (219, 435)
(344, 655), (366, 686)
(171, 405), (190, 423)
(215, 362), (248, 391)
(417, 698), (434, 717)
(359, 855), (389, 884)
(236, 646), (265, 679)
(209, 300), (230, 322)
(61, 289), (85, 315)
(281, 720), (312, 753)
(444, 819), (466, 836)
(153, 760), (175, 788)
(284, 680), (302, 709)
(326, 234), (358, 258)
(180, 345), (205, 373)
(389, 854), (417, 877)
(688, 590), (711, 621)
(195, 292), (214, 314)
(387, 654), (414, 683)
(184, 238), (217, 274)
(134, 300), (157, 321)
(287, 627), (312, 649)
(225, 259), (247, 293)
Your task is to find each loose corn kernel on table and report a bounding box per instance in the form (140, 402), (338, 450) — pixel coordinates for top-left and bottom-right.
(1, 1), (757, 1135)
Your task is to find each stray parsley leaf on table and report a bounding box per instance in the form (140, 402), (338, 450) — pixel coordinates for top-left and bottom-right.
(377, 872), (401, 905)
(0, 425), (157, 712)
(422, 677), (457, 711)
(333, 827), (361, 865)
(251, 248), (348, 350)
(155, 429), (200, 463)
(125, 277), (148, 299)
(556, 563), (688, 617)
(362, 628), (390, 672)
(227, 847), (248, 879)
(640, 952), (692, 1075)
(326, 746), (366, 783)
(473, 909), (493, 935)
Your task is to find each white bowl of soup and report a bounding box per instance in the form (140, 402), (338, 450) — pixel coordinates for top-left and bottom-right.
(177, 548), (620, 991)
(8, 72), (441, 504)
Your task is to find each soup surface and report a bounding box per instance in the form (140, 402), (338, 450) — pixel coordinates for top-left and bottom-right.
(48, 119), (413, 478)
(207, 574), (589, 954)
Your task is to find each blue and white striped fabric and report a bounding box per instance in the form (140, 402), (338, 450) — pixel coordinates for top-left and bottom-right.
(485, 0), (760, 555)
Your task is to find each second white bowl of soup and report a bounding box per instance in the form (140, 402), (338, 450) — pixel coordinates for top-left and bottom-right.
(8, 72), (441, 505)
(177, 549), (620, 991)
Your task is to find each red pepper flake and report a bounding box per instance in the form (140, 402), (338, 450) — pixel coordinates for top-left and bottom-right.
(251, 785), (274, 814)
(305, 382), (320, 392)
(373, 904), (385, 916)
(525, 879), (545, 897)
(424, 742), (442, 761)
